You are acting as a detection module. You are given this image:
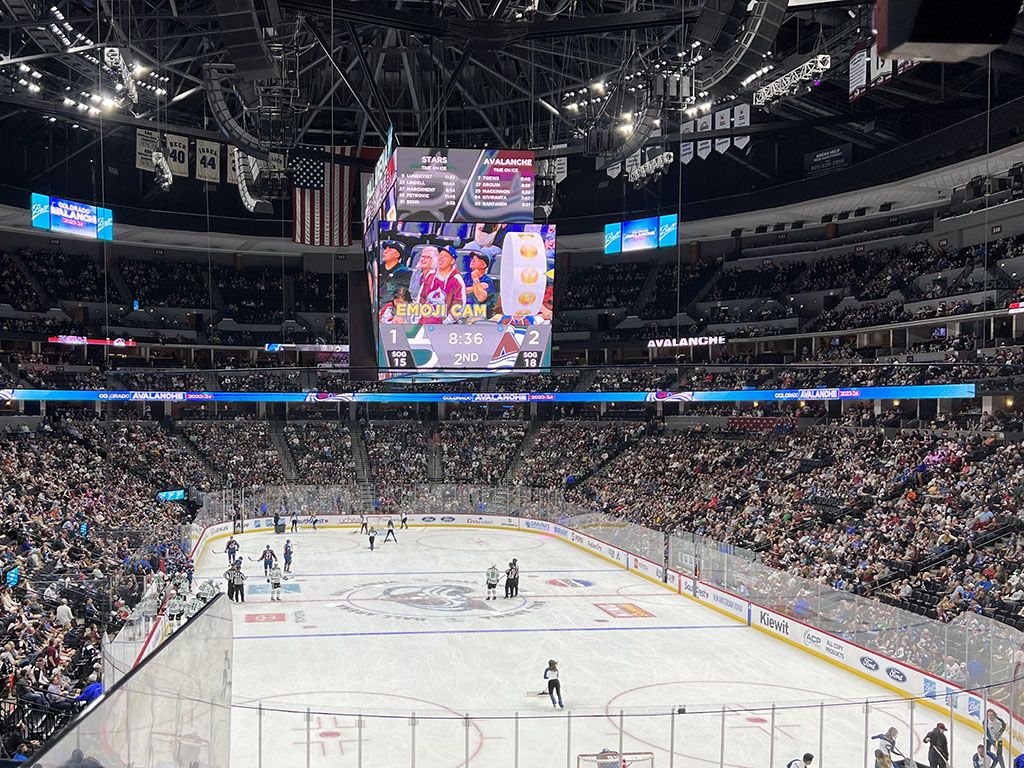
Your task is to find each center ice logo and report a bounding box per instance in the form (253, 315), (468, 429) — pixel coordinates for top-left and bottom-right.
(336, 582), (542, 621)
(383, 584), (490, 613)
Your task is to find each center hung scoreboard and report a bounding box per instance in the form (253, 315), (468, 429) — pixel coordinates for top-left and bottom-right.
(363, 146), (552, 381)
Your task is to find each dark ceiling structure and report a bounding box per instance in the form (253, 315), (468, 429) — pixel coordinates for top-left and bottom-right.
(1, 0), (1023, 228)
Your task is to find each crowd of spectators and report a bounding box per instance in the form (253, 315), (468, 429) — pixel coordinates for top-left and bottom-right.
(362, 422), (429, 491)
(704, 262), (804, 302)
(0, 252), (45, 312)
(180, 419), (284, 487)
(119, 259), (210, 309)
(285, 422), (356, 484)
(213, 266), (286, 325)
(439, 421), (527, 484)
(23, 251), (108, 304)
(511, 421), (645, 487)
(218, 370), (301, 392)
(293, 272), (347, 313)
(572, 425), (1024, 628)
(558, 262), (650, 311)
(640, 259), (719, 320)
(810, 300), (911, 332)
(0, 420), (195, 760)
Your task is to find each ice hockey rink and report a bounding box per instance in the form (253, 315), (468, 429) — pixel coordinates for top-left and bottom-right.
(194, 525), (985, 767)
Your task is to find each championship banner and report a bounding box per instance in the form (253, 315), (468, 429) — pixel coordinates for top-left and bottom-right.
(195, 140), (220, 183)
(227, 148), (238, 185)
(680, 121), (695, 165)
(714, 109), (731, 154)
(135, 129), (159, 172)
(733, 104), (750, 150)
(696, 115), (712, 160)
(163, 134), (188, 177)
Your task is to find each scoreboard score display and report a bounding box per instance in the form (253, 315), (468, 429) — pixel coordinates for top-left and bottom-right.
(370, 221), (555, 378)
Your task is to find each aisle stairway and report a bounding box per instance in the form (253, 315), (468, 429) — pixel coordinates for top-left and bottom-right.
(269, 422), (299, 481)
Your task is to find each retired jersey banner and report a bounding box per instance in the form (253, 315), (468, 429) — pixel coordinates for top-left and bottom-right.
(163, 134), (188, 177)
(135, 129), (159, 172)
(696, 115), (712, 159)
(680, 121), (695, 165)
(733, 104), (750, 149)
(714, 109), (731, 154)
(227, 148), (238, 185)
(195, 140), (220, 182)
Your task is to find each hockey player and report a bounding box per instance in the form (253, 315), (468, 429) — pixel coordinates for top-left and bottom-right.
(261, 545), (277, 576)
(225, 537), (239, 565)
(400, 511), (409, 530)
(485, 564), (501, 600)
(785, 754), (814, 768)
(384, 518), (397, 543)
(166, 589), (186, 630)
(283, 540), (294, 574)
(368, 526), (377, 551)
(267, 563), (283, 602)
(543, 659), (563, 709)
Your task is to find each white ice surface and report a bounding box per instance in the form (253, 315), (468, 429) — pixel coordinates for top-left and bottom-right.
(195, 526), (982, 768)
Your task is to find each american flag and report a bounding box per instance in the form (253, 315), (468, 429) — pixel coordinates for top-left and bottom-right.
(291, 147), (355, 247)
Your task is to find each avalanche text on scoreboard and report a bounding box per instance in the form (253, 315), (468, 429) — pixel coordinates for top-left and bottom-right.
(31, 193), (113, 241)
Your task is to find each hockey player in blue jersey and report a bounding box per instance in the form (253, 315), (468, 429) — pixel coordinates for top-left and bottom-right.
(283, 540), (293, 574)
(225, 537), (239, 565)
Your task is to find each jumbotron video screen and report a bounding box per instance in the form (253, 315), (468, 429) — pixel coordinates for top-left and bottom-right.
(369, 221), (555, 379)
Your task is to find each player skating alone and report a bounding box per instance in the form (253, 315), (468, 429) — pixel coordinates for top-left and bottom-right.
(283, 540), (293, 574)
(384, 518), (397, 543)
(400, 511), (408, 529)
(485, 564), (501, 600)
(290, 510), (299, 533)
(368, 526), (377, 551)
(260, 545), (277, 576)
(542, 659), (563, 709)
(357, 513), (368, 536)
(267, 563), (283, 601)
(225, 537), (239, 566)
(786, 754), (814, 768)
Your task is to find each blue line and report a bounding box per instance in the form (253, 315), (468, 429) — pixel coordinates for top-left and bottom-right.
(202, 569), (624, 577)
(235, 624), (743, 641)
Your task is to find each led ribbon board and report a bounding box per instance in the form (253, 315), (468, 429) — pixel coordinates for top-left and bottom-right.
(0, 384), (977, 403)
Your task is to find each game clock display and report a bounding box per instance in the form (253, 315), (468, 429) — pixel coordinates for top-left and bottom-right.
(370, 221), (555, 378)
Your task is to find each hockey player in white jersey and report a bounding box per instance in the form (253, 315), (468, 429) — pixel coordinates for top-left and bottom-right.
(485, 564), (501, 600)
(268, 564), (284, 601)
(786, 753), (814, 768)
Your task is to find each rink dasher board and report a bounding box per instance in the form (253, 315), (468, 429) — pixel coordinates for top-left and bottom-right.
(188, 512), (1021, 752)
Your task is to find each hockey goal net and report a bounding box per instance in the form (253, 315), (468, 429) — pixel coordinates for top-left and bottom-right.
(577, 751), (654, 768)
